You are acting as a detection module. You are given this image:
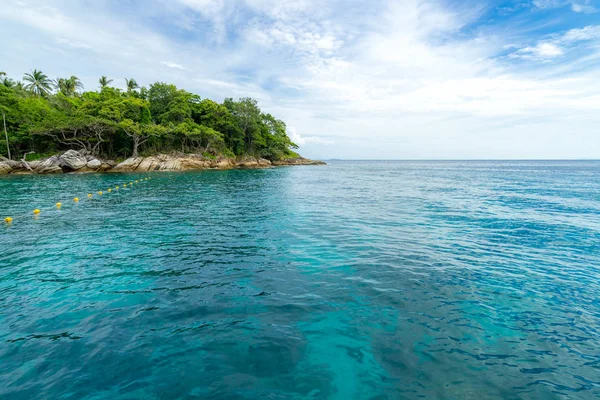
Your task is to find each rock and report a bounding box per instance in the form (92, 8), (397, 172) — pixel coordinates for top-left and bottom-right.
(272, 158), (326, 166)
(137, 156), (161, 171)
(35, 156), (63, 174)
(112, 157), (145, 172)
(181, 158), (211, 170)
(28, 161), (41, 169)
(59, 150), (88, 170)
(0, 161), (11, 175)
(87, 159), (102, 169)
(236, 157), (272, 168)
(258, 158), (272, 166)
(98, 163), (112, 172)
(215, 158), (235, 169)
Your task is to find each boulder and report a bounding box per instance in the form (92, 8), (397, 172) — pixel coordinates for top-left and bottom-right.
(112, 157), (145, 172)
(0, 161), (11, 175)
(59, 150), (87, 170)
(215, 158), (235, 169)
(98, 163), (112, 172)
(160, 156), (183, 171)
(28, 161), (42, 169)
(258, 158), (272, 166)
(236, 157), (272, 168)
(35, 156), (63, 174)
(87, 159), (102, 169)
(136, 157), (161, 171)
(181, 158), (211, 170)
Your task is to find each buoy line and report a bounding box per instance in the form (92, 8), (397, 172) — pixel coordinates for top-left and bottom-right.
(3, 177), (152, 225)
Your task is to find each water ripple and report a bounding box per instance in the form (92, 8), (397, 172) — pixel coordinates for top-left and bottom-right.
(1, 161), (600, 399)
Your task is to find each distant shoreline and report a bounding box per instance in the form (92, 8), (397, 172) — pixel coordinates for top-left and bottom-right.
(0, 151), (325, 175)
(323, 159), (600, 162)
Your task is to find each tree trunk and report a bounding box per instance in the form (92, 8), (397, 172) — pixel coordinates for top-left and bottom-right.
(132, 136), (140, 157)
(2, 112), (10, 160)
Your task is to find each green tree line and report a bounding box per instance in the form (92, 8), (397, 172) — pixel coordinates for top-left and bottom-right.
(0, 70), (299, 161)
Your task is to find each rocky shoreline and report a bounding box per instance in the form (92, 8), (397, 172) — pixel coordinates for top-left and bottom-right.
(0, 150), (325, 175)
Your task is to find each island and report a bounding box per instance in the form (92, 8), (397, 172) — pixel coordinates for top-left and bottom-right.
(0, 70), (324, 174)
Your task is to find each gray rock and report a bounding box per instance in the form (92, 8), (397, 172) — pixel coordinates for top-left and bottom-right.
(87, 159), (102, 169)
(59, 150), (87, 170)
(112, 157), (145, 172)
(35, 156), (63, 174)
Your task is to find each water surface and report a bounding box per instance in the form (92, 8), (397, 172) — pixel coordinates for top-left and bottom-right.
(1, 161), (600, 399)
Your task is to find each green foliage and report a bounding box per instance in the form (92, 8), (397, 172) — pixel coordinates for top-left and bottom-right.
(53, 76), (83, 97)
(98, 76), (113, 89)
(0, 70), (300, 161)
(23, 69), (53, 97)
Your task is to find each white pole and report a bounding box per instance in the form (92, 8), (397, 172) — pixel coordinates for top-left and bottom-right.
(2, 111), (10, 160)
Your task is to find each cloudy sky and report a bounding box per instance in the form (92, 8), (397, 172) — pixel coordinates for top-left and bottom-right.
(1, 0), (599, 159)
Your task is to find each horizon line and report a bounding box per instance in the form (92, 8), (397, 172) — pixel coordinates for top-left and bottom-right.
(321, 159), (600, 162)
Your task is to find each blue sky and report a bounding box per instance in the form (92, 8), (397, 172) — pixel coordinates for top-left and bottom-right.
(1, 0), (599, 159)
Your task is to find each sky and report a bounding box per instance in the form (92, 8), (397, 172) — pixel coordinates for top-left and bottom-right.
(1, 0), (599, 160)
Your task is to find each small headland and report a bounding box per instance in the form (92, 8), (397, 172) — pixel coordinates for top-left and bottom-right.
(0, 150), (325, 175)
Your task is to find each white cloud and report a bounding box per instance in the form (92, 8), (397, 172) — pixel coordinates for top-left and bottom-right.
(572, 3), (598, 12)
(509, 25), (600, 61)
(559, 25), (600, 42)
(56, 37), (92, 49)
(511, 42), (564, 59)
(161, 61), (186, 70)
(288, 127), (334, 146)
(0, 0), (599, 159)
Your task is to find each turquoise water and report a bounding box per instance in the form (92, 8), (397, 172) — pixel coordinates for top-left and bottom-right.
(1, 161), (600, 399)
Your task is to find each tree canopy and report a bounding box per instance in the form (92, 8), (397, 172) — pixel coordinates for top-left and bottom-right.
(0, 70), (299, 161)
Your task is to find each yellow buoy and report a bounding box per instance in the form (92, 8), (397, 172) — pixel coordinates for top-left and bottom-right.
(4, 217), (12, 224)
(107, 189), (112, 193)
(74, 197), (79, 202)
(33, 209), (41, 215)
(88, 194), (93, 198)
(129, 182), (133, 185)
(122, 184), (127, 188)
(56, 202), (62, 208)
(135, 180), (138, 183)
(98, 191), (103, 195)
(115, 186), (119, 190)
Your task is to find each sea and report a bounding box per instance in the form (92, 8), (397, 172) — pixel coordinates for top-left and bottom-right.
(1, 160), (599, 399)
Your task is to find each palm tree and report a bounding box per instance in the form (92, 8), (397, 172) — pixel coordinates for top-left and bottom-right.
(125, 78), (139, 94)
(1, 78), (15, 88)
(99, 76), (113, 89)
(23, 69), (53, 96)
(54, 76), (83, 97)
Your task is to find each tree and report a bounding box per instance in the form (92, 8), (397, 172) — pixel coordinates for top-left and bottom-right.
(193, 99), (241, 152)
(119, 119), (164, 157)
(1, 69), (301, 161)
(226, 97), (261, 153)
(54, 76), (84, 97)
(1, 77), (15, 88)
(173, 120), (224, 154)
(125, 78), (139, 94)
(147, 82), (178, 121)
(98, 76), (113, 89)
(23, 69), (53, 97)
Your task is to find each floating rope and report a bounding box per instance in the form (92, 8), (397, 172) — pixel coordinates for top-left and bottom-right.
(3, 177), (152, 224)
